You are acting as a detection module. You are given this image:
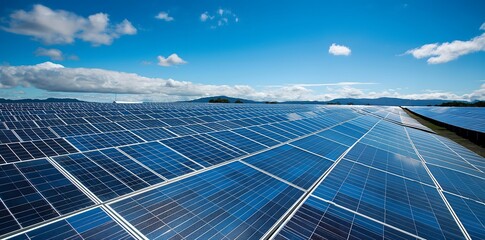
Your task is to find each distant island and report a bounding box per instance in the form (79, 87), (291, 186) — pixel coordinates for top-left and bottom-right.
(1, 96), (483, 106)
(187, 96), (483, 106)
(0, 98), (85, 103)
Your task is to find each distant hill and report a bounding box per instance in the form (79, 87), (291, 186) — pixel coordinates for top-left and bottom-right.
(187, 96), (259, 103)
(325, 97), (451, 106)
(188, 96), (455, 106)
(0, 98), (85, 103)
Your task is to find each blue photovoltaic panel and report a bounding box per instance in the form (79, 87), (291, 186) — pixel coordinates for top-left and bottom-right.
(119, 142), (201, 179)
(195, 134), (247, 157)
(247, 125), (290, 142)
(207, 131), (266, 153)
(0, 200), (20, 235)
(291, 135), (348, 161)
(138, 119), (167, 128)
(14, 128), (57, 141)
(15, 159), (94, 214)
(110, 162), (303, 239)
(270, 123), (306, 137)
(159, 118), (187, 126)
(202, 122), (230, 131)
(50, 124), (100, 137)
(312, 160), (464, 239)
(275, 196), (416, 240)
(445, 193), (485, 239)
(131, 127), (175, 141)
(92, 122), (125, 132)
(161, 136), (241, 167)
(99, 148), (164, 185)
(316, 129), (357, 146)
(116, 120), (147, 130)
(331, 124), (366, 139)
(344, 143), (434, 185)
(427, 164), (485, 203)
(0, 130), (19, 144)
(242, 145), (333, 189)
(0, 163), (59, 228)
(407, 107), (485, 133)
(66, 131), (143, 151)
(166, 125), (197, 136)
(232, 128), (280, 147)
(184, 124), (215, 133)
(53, 153), (133, 201)
(0, 103), (484, 240)
(16, 208), (134, 240)
(84, 151), (150, 191)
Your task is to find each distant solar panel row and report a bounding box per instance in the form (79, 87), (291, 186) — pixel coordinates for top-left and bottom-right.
(406, 106), (485, 133)
(0, 102), (483, 240)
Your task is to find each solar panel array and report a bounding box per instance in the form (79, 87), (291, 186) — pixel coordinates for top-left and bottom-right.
(406, 106), (485, 133)
(0, 102), (483, 239)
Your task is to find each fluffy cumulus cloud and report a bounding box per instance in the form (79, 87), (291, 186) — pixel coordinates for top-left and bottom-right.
(200, 9), (238, 28)
(157, 54), (187, 67)
(34, 48), (64, 61)
(155, 12), (174, 22)
(405, 22), (485, 64)
(1, 62), (483, 102)
(328, 43), (351, 56)
(2, 4), (136, 45)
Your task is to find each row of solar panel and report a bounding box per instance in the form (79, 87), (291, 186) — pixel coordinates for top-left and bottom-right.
(0, 110), (360, 164)
(0, 108), (365, 239)
(3, 105), (483, 239)
(0, 106), (343, 142)
(406, 106), (485, 133)
(277, 119), (485, 239)
(0, 104), (318, 126)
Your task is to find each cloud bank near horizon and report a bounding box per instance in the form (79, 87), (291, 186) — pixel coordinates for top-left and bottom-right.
(1, 62), (484, 102)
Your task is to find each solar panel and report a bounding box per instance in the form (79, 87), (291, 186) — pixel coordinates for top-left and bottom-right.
(406, 106), (485, 133)
(0, 102), (483, 239)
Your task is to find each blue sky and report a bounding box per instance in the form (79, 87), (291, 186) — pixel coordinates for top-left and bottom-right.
(0, 0), (484, 102)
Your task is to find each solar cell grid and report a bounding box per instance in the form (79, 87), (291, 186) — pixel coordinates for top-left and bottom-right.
(0, 103), (483, 240)
(312, 159), (465, 239)
(53, 153), (133, 201)
(275, 196), (417, 240)
(15, 208), (135, 240)
(242, 145), (333, 189)
(445, 193), (485, 239)
(119, 142), (201, 179)
(161, 135), (240, 167)
(110, 161), (303, 239)
(66, 131), (143, 151)
(208, 130), (267, 153)
(100, 148), (164, 185)
(84, 150), (150, 191)
(0, 163), (60, 228)
(232, 128), (280, 147)
(0, 130), (19, 144)
(291, 135), (348, 161)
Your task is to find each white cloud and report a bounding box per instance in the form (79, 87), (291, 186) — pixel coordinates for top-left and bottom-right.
(405, 23), (485, 64)
(200, 9), (238, 28)
(329, 43), (351, 56)
(200, 12), (212, 22)
(35, 48), (63, 61)
(0, 62), (483, 102)
(157, 54), (187, 67)
(2, 4), (136, 45)
(155, 12), (174, 22)
(116, 19), (137, 35)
